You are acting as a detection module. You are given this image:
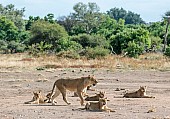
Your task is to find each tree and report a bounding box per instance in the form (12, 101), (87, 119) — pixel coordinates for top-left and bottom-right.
(0, 16), (18, 41)
(44, 13), (55, 23)
(59, 2), (102, 35)
(109, 26), (150, 56)
(70, 34), (109, 48)
(29, 20), (68, 51)
(107, 7), (145, 24)
(25, 16), (40, 30)
(97, 15), (125, 39)
(57, 15), (76, 35)
(0, 4), (25, 30)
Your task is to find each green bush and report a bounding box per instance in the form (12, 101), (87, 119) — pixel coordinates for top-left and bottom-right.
(28, 41), (52, 56)
(164, 45), (170, 57)
(70, 34), (109, 48)
(124, 41), (143, 58)
(7, 41), (26, 53)
(56, 50), (80, 59)
(56, 38), (82, 52)
(84, 47), (110, 59)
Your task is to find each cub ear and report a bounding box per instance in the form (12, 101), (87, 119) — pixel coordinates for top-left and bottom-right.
(104, 97), (108, 99)
(38, 90), (42, 94)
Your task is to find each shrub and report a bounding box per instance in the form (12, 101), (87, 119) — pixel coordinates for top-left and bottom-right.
(56, 38), (82, 52)
(70, 34), (109, 48)
(84, 47), (110, 59)
(164, 45), (170, 57)
(124, 41), (143, 58)
(56, 50), (80, 59)
(28, 41), (52, 56)
(7, 40), (26, 53)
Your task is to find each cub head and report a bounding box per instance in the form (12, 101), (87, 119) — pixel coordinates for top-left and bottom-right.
(99, 98), (107, 106)
(99, 91), (105, 98)
(87, 75), (98, 86)
(45, 92), (52, 103)
(32, 90), (41, 101)
(139, 86), (147, 93)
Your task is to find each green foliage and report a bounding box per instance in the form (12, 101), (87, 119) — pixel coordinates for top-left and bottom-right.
(29, 20), (68, 51)
(110, 27), (150, 55)
(67, 2), (104, 35)
(0, 16), (18, 41)
(164, 45), (170, 57)
(149, 36), (162, 52)
(147, 22), (165, 38)
(56, 50), (80, 59)
(0, 2), (169, 58)
(70, 34), (109, 48)
(97, 16), (125, 39)
(44, 13), (55, 23)
(0, 4), (25, 30)
(107, 7), (145, 24)
(124, 41), (143, 58)
(7, 40), (26, 53)
(25, 16), (40, 30)
(56, 38), (82, 52)
(84, 47), (110, 59)
(28, 41), (52, 56)
(0, 40), (8, 53)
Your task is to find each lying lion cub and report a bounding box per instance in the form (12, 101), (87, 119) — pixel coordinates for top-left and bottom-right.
(85, 91), (105, 101)
(50, 75), (98, 106)
(73, 98), (115, 112)
(123, 86), (155, 98)
(24, 90), (50, 104)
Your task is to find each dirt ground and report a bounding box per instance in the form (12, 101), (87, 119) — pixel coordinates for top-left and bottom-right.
(0, 68), (170, 119)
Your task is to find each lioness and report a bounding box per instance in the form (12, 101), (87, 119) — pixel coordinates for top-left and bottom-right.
(73, 98), (115, 112)
(85, 91), (105, 101)
(24, 90), (49, 104)
(123, 86), (155, 98)
(50, 75), (98, 106)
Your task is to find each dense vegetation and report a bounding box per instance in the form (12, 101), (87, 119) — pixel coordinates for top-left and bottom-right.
(0, 2), (170, 58)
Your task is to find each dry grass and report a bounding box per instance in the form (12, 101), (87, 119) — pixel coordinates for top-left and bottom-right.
(0, 53), (170, 71)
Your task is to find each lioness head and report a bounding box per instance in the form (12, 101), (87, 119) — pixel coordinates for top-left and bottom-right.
(87, 75), (98, 86)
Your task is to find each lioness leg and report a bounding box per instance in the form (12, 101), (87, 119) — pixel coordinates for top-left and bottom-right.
(51, 88), (60, 105)
(24, 100), (39, 104)
(60, 88), (71, 105)
(142, 95), (155, 98)
(77, 91), (84, 106)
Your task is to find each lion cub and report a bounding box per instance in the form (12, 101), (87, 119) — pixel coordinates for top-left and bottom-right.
(73, 98), (115, 112)
(123, 86), (155, 98)
(24, 90), (49, 104)
(85, 91), (105, 101)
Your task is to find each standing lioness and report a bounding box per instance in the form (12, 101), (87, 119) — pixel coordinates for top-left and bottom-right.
(50, 75), (98, 106)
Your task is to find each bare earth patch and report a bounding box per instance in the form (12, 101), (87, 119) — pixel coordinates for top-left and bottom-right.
(0, 68), (170, 119)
